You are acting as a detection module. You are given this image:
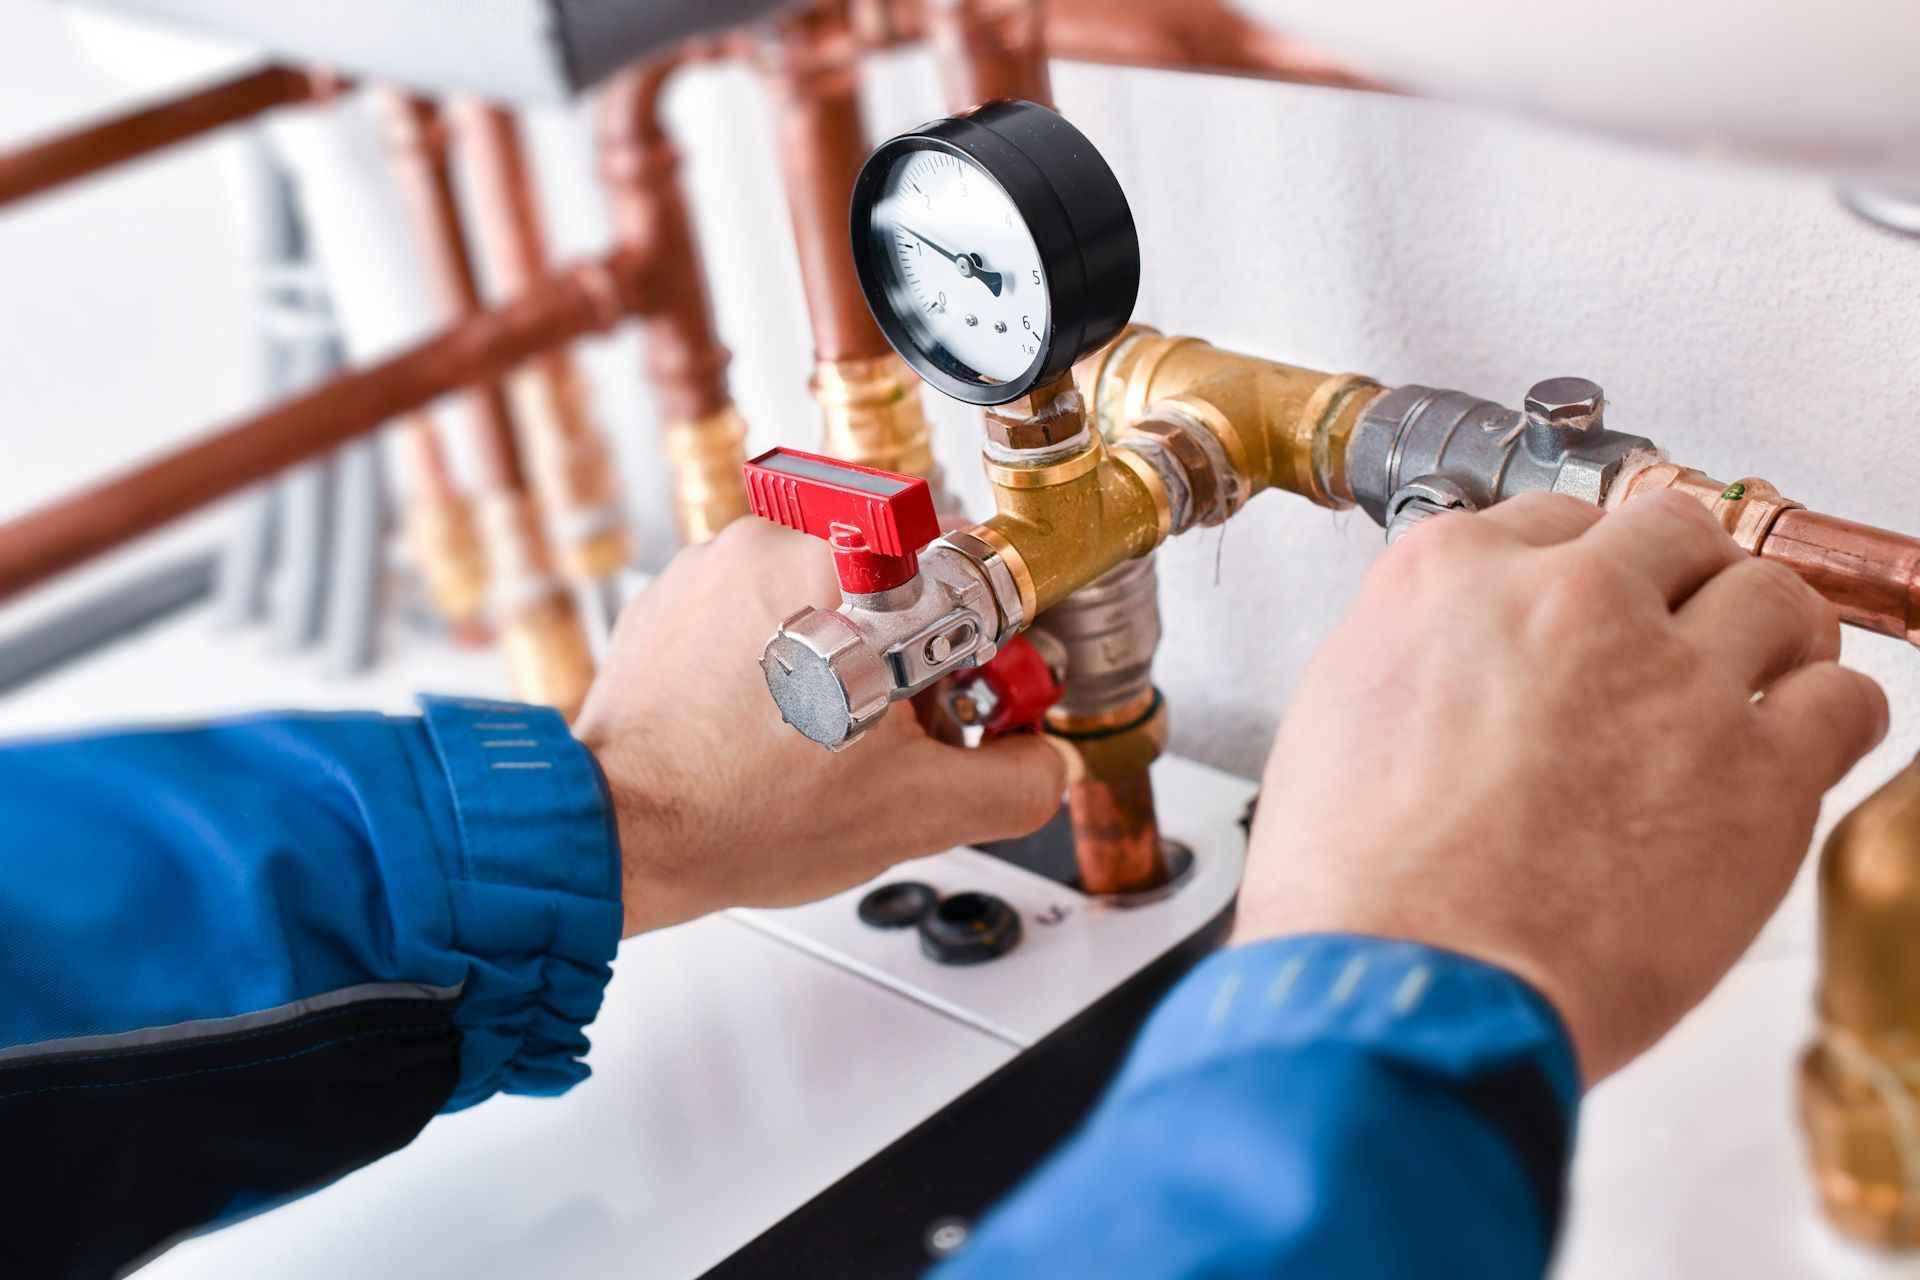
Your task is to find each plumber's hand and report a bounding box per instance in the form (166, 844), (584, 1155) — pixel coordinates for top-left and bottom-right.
(576, 519), (1066, 937)
(1234, 490), (1889, 1083)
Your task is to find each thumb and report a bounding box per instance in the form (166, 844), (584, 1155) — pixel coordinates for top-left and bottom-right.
(903, 732), (1069, 850)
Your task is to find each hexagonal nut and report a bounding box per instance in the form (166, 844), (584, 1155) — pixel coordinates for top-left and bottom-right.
(760, 608), (893, 750)
(1048, 700), (1169, 783)
(1523, 376), (1604, 424)
(985, 388), (1089, 451)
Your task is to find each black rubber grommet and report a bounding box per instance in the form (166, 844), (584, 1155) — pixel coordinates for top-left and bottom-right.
(918, 891), (1023, 965)
(859, 881), (940, 930)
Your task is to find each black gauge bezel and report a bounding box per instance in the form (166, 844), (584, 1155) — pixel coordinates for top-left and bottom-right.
(850, 100), (1140, 407)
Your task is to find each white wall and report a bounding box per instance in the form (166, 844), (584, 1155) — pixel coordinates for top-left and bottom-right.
(3, 2), (1918, 953)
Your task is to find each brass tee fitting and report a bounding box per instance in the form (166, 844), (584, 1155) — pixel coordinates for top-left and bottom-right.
(1802, 760), (1920, 1247)
(1077, 326), (1384, 514)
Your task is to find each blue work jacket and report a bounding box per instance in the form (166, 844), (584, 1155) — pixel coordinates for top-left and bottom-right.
(0, 699), (1577, 1277)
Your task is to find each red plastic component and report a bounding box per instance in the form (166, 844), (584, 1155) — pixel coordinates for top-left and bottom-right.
(953, 635), (1063, 737)
(743, 447), (941, 594)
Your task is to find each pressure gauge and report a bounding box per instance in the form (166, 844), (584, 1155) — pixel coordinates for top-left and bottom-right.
(850, 100), (1140, 407)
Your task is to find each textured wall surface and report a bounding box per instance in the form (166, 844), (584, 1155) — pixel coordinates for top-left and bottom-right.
(4, 4), (1919, 957)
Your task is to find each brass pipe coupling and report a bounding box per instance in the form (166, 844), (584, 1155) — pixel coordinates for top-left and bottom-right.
(1802, 760), (1920, 1247)
(814, 354), (949, 505)
(661, 405), (752, 546)
(476, 491), (596, 718)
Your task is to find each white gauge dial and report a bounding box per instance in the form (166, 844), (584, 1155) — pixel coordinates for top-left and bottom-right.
(867, 150), (1050, 387)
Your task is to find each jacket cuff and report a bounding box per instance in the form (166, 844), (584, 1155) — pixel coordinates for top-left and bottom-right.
(415, 696), (623, 1110)
(1122, 934), (1581, 1130)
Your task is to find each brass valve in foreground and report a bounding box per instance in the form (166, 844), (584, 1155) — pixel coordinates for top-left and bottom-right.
(1803, 760), (1920, 1248)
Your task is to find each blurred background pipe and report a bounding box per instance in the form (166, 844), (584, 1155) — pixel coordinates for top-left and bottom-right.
(0, 250), (649, 607)
(598, 55), (752, 546)
(452, 97), (634, 620)
(379, 90), (596, 713)
(0, 64), (342, 209)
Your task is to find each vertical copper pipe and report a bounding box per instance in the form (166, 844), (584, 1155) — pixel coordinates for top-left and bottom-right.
(396, 410), (488, 641)
(1068, 771), (1169, 896)
(380, 91), (597, 712)
(761, 3), (889, 365)
(0, 252), (649, 604)
(0, 66), (343, 210)
(928, 0), (1053, 109)
(380, 93), (527, 492)
(599, 60), (751, 545)
(762, 2), (944, 490)
(452, 99), (633, 581)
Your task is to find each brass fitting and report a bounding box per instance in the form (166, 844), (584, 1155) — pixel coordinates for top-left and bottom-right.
(1802, 760), (1920, 1247)
(403, 492), (487, 629)
(509, 362), (633, 580)
(969, 431), (1166, 623)
(496, 591), (598, 722)
(661, 404), (752, 546)
(814, 354), (944, 489)
(1076, 326), (1385, 513)
(476, 491), (596, 717)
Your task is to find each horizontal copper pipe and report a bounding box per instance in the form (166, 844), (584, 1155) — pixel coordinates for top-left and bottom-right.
(0, 253), (648, 605)
(1762, 510), (1920, 648)
(1069, 770), (1172, 895)
(1621, 464), (1920, 650)
(0, 66), (342, 210)
(854, 0), (1381, 91)
(1044, 0), (1385, 90)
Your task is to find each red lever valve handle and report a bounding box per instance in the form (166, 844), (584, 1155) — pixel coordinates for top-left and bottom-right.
(743, 448), (942, 595)
(948, 635), (1063, 737)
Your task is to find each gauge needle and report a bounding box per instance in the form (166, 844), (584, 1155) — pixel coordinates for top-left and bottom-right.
(901, 226), (1003, 297)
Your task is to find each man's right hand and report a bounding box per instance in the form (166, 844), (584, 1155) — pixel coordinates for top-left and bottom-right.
(1233, 489), (1890, 1083)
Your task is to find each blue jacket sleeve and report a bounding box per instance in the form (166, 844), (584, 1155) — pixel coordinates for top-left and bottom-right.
(941, 934), (1581, 1280)
(0, 695), (623, 1278)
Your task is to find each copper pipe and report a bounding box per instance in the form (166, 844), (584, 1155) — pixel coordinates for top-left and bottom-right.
(927, 0), (1053, 110)
(599, 62), (735, 425)
(599, 59), (753, 545)
(0, 252), (647, 604)
(852, 0), (1380, 90)
(761, 2), (893, 364)
(453, 98), (633, 579)
(1619, 464), (1920, 650)
(1068, 771), (1172, 895)
(380, 92), (528, 494)
(1044, 0), (1384, 90)
(0, 66), (343, 210)
(1761, 510), (1920, 648)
